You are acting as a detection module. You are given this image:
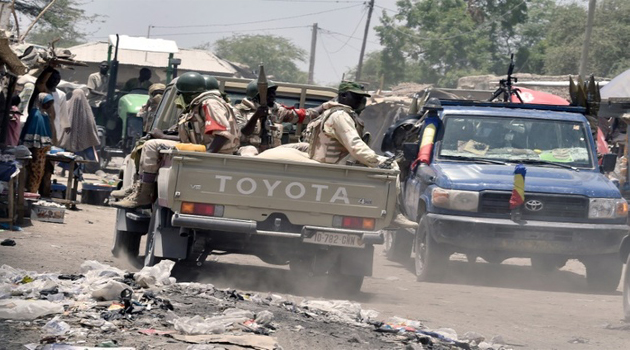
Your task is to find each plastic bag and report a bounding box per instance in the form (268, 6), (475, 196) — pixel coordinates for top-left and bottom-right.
(0, 299), (64, 320)
(42, 316), (71, 335)
(134, 260), (176, 287)
(92, 280), (130, 301)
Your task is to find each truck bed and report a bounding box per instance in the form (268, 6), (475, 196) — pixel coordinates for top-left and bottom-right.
(158, 150), (398, 231)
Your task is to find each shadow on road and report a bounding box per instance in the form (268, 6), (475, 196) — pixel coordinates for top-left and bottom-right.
(170, 260), (378, 302)
(396, 256), (621, 296)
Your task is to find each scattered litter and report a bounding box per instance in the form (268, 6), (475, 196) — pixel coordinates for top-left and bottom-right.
(170, 334), (278, 350)
(42, 317), (71, 336)
(92, 280), (130, 301)
(138, 328), (177, 336)
(40, 346), (135, 350)
(1, 238), (16, 246)
(134, 260), (176, 287)
(0, 299), (64, 320)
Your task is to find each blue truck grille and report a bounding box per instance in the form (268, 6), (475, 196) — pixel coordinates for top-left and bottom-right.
(480, 192), (588, 219)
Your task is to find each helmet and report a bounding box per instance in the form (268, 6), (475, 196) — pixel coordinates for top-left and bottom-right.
(246, 79), (277, 99)
(176, 72), (206, 94)
(202, 75), (219, 91)
(148, 83), (166, 96)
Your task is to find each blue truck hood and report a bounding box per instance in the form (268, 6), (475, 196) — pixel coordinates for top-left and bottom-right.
(434, 162), (620, 197)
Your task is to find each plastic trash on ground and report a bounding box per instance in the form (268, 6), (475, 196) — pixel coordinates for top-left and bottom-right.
(300, 299), (363, 323)
(0, 299), (64, 320)
(42, 316), (71, 335)
(134, 260), (176, 287)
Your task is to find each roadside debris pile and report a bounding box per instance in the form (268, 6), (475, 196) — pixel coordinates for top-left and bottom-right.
(0, 261), (510, 349)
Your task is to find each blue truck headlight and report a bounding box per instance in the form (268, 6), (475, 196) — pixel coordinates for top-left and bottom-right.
(588, 198), (628, 219)
(432, 188), (479, 212)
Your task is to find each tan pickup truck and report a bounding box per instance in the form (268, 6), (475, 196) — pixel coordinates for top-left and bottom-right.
(112, 78), (397, 292)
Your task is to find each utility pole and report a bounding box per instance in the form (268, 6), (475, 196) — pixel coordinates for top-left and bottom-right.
(356, 0), (374, 81)
(579, 0), (596, 79)
(308, 23), (318, 84)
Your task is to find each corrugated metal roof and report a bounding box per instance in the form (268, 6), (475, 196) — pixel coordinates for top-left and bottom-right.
(66, 41), (239, 75)
(108, 35), (179, 53)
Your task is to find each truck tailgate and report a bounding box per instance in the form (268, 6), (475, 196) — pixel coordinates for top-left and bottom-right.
(159, 151), (398, 230)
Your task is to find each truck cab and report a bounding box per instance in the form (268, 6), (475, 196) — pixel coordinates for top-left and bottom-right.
(385, 99), (629, 292)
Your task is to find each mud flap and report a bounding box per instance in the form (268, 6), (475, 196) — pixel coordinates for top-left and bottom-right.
(115, 208), (150, 233)
(339, 245), (374, 277)
(153, 227), (188, 260)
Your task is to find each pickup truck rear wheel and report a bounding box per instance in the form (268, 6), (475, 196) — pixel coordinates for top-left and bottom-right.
(385, 228), (414, 263)
(582, 254), (622, 292)
(414, 215), (449, 282)
(328, 272), (364, 294)
(111, 229), (141, 259)
(531, 256), (568, 272)
(624, 254), (630, 321)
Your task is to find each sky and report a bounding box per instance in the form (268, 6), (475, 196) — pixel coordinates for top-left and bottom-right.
(76, 0), (401, 85)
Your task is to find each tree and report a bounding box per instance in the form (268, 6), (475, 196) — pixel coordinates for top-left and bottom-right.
(543, 0), (630, 78)
(213, 34), (308, 83)
(14, 0), (98, 47)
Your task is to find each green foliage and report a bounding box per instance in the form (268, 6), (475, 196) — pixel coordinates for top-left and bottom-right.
(16, 0), (98, 47)
(213, 34), (308, 83)
(366, 0), (630, 88)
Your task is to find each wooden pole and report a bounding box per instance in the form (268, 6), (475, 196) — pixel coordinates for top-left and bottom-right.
(356, 0), (374, 81)
(307, 23), (318, 84)
(20, 0), (58, 42)
(579, 0), (596, 79)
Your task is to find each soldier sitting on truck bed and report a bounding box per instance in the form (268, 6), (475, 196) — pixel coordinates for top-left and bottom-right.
(113, 72), (240, 209)
(307, 81), (418, 229)
(234, 80), (321, 156)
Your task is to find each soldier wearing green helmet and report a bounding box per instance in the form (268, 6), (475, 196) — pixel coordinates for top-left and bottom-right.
(305, 80), (417, 229)
(114, 72), (240, 209)
(234, 79), (320, 155)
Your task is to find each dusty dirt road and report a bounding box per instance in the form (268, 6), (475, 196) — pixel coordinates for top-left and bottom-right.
(1, 203), (629, 349)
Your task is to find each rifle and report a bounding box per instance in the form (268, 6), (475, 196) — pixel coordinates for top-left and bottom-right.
(488, 54), (523, 103)
(257, 64), (272, 148)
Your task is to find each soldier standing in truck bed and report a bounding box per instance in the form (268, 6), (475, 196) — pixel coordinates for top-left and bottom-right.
(114, 72), (240, 209)
(234, 80), (320, 156)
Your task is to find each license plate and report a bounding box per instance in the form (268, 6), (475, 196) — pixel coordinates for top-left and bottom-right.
(303, 232), (365, 248)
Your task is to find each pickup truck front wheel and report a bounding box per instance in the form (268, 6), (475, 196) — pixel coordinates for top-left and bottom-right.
(581, 254), (622, 292)
(414, 215), (449, 282)
(624, 254), (630, 321)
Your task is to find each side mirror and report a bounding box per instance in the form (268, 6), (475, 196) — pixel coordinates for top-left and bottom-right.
(402, 142), (419, 161)
(601, 153), (617, 173)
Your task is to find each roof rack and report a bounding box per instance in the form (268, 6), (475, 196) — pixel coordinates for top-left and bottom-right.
(439, 99), (587, 114)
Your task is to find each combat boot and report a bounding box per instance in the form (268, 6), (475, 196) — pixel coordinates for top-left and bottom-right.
(390, 213), (419, 230)
(112, 182), (155, 209)
(110, 182), (139, 199)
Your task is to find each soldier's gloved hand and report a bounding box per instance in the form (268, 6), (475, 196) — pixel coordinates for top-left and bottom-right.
(252, 106), (268, 120)
(377, 155), (399, 170)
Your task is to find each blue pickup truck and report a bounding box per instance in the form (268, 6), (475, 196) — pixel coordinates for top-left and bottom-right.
(383, 98), (629, 292)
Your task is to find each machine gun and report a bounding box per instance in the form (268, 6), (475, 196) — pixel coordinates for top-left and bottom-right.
(488, 54), (523, 103)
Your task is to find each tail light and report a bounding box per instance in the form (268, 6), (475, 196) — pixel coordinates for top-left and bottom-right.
(181, 202), (224, 217)
(333, 215), (375, 230)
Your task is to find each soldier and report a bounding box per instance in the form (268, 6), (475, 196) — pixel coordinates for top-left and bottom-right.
(307, 81), (418, 229)
(138, 83), (166, 133)
(234, 80), (320, 155)
(113, 72), (240, 209)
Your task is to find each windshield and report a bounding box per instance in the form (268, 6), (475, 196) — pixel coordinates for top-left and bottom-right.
(438, 116), (593, 168)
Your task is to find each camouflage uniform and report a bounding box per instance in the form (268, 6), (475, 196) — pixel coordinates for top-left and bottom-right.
(177, 90), (241, 154)
(234, 98), (320, 153)
(307, 102), (381, 167)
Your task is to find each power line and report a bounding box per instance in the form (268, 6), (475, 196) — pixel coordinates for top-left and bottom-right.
(328, 7), (366, 53)
(152, 25), (310, 38)
(152, 4), (362, 29)
(321, 32), (361, 52)
(373, 4), (397, 12)
(319, 35), (340, 79)
(318, 27), (379, 45)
